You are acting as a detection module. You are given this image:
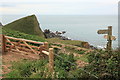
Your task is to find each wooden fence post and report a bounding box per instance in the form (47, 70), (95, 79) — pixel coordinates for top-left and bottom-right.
(2, 35), (6, 54)
(49, 48), (54, 73)
(44, 42), (48, 51)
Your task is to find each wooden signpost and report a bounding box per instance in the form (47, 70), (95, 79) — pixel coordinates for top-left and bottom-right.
(97, 26), (116, 52)
(97, 30), (108, 34)
(104, 35), (116, 40)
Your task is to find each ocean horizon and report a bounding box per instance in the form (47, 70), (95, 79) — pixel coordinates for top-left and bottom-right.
(0, 15), (118, 49)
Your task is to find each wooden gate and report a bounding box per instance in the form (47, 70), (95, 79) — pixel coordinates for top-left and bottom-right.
(2, 35), (48, 54)
(1, 35), (54, 72)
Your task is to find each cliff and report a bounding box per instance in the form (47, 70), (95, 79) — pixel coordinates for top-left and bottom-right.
(3, 15), (44, 37)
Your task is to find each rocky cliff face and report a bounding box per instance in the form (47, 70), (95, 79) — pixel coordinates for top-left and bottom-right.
(44, 29), (70, 40)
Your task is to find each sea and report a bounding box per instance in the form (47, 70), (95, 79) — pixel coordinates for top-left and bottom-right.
(0, 15), (118, 49)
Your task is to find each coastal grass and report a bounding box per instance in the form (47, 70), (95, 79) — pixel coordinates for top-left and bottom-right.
(75, 54), (89, 62)
(2, 27), (46, 42)
(65, 46), (86, 54)
(64, 46), (88, 62)
(5, 59), (48, 78)
(3, 15), (44, 37)
(5, 53), (79, 78)
(47, 38), (84, 46)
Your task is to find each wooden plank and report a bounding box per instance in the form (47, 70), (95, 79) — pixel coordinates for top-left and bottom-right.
(23, 41), (37, 54)
(6, 39), (20, 51)
(97, 30), (108, 34)
(42, 50), (49, 55)
(12, 42), (39, 49)
(11, 49), (30, 55)
(6, 44), (12, 47)
(16, 46), (32, 52)
(5, 36), (44, 45)
(20, 44), (39, 49)
(16, 46), (39, 53)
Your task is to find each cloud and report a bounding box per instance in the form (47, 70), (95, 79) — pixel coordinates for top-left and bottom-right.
(0, 0), (118, 15)
(1, 4), (16, 7)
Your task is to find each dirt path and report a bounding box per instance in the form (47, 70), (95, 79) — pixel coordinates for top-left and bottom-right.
(1, 51), (39, 78)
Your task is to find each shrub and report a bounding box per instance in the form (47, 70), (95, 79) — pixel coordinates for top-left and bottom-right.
(85, 50), (119, 79)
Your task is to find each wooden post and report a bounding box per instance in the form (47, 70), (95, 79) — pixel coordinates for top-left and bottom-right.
(62, 44), (65, 53)
(2, 35), (6, 54)
(107, 26), (112, 52)
(44, 42), (48, 51)
(49, 48), (54, 73)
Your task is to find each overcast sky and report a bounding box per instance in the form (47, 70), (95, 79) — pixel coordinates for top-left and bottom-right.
(0, 0), (118, 15)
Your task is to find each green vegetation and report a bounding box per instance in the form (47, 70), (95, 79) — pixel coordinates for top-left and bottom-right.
(5, 59), (48, 78)
(3, 15), (44, 37)
(2, 28), (46, 42)
(50, 43), (62, 47)
(5, 53), (81, 78)
(2, 15), (119, 79)
(65, 46), (86, 54)
(75, 54), (89, 62)
(47, 38), (84, 46)
(85, 50), (119, 79)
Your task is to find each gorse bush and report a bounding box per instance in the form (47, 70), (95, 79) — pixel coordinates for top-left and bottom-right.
(54, 53), (76, 74)
(85, 50), (119, 79)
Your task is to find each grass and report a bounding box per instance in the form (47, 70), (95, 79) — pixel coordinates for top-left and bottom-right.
(5, 53), (77, 78)
(65, 46), (86, 54)
(75, 54), (89, 62)
(47, 38), (85, 46)
(2, 27), (46, 42)
(3, 15), (44, 37)
(5, 59), (48, 78)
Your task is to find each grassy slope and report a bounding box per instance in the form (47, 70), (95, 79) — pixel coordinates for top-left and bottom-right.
(2, 28), (46, 42)
(3, 15), (44, 37)
(47, 38), (84, 46)
(47, 38), (89, 62)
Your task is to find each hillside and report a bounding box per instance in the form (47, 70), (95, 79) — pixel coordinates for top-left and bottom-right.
(1, 15), (118, 79)
(3, 15), (44, 37)
(2, 28), (46, 42)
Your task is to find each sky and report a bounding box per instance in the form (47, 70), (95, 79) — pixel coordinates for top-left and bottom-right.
(0, 0), (119, 15)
